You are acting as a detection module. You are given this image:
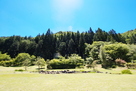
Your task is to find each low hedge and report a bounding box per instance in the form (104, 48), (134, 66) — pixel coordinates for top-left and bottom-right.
(15, 69), (24, 72)
(126, 63), (136, 69)
(0, 60), (14, 67)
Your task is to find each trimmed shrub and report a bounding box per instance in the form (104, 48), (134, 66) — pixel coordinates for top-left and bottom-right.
(48, 54), (84, 69)
(115, 58), (126, 67)
(121, 69), (132, 74)
(48, 59), (77, 69)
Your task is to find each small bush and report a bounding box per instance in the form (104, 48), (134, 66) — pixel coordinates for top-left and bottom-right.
(47, 65), (52, 69)
(115, 58), (126, 67)
(112, 65), (116, 68)
(121, 69), (132, 74)
(0, 60), (14, 67)
(15, 69), (24, 72)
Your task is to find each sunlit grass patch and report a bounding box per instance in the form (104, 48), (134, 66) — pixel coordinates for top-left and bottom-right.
(0, 66), (136, 91)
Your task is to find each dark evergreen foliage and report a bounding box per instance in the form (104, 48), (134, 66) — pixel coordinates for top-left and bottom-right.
(0, 28), (135, 60)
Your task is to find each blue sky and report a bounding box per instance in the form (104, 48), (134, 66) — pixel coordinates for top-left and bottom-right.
(0, 0), (136, 37)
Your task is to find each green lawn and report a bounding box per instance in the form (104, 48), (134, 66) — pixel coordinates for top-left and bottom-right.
(0, 66), (136, 91)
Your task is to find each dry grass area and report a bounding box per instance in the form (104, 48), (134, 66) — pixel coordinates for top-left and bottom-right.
(0, 66), (136, 91)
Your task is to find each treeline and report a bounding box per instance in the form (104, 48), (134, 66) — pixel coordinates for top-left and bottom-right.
(0, 42), (136, 69)
(0, 28), (136, 60)
(0, 27), (136, 68)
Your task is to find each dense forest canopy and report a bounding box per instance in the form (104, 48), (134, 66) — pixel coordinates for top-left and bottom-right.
(0, 28), (136, 68)
(0, 28), (136, 58)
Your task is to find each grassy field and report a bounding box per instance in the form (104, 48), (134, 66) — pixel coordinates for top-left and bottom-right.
(0, 66), (136, 91)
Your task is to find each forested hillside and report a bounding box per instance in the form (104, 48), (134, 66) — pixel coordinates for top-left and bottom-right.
(0, 28), (136, 68)
(122, 29), (136, 44)
(0, 28), (135, 59)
